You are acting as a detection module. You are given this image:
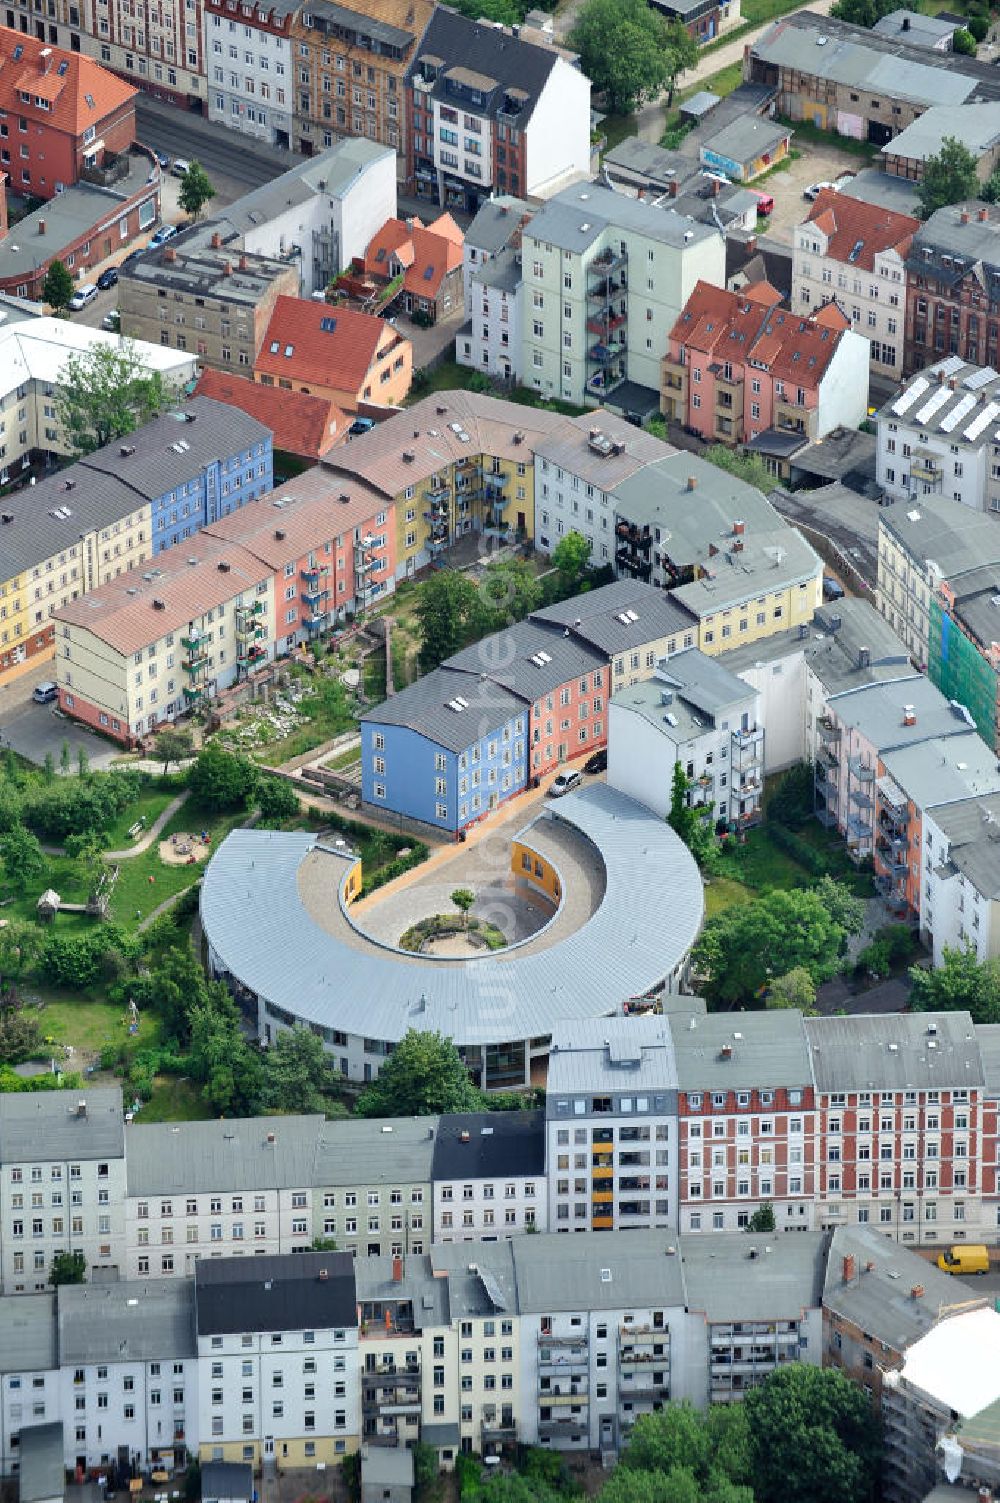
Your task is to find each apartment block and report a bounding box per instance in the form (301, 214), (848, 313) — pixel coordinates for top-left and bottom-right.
(405, 8), (591, 215)
(877, 357), (1000, 517)
(905, 202), (1000, 375)
(309, 1117), (436, 1259)
(661, 280), (869, 446)
(91, 0), (204, 107)
(522, 184), (725, 414)
(195, 1253), (360, 1466)
(457, 195), (531, 383)
(202, 0), (294, 148)
(921, 793), (1000, 965)
(792, 189), (917, 381)
(0, 1091), (126, 1296)
(254, 297), (412, 413)
(431, 1112), (546, 1243)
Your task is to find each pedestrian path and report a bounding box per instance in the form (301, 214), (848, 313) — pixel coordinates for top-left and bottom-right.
(104, 791), (189, 860)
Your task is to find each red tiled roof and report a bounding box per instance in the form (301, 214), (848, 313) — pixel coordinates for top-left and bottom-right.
(363, 213), (464, 299)
(803, 189), (918, 272)
(0, 26), (136, 138)
(195, 369), (347, 460)
(255, 296), (397, 394)
(671, 279), (847, 389)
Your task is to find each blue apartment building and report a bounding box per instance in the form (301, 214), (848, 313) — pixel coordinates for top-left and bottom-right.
(360, 667), (528, 833)
(78, 397), (273, 556)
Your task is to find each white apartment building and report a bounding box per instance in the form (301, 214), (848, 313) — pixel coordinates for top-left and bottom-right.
(521, 184), (724, 412)
(460, 196), (531, 312)
(204, 0), (294, 150)
(195, 1253), (360, 1467)
(57, 1282), (199, 1474)
(608, 651), (764, 828)
(0, 1296), (58, 1475)
(430, 1112), (546, 1243)
(877, 357), (1000, 517)
(545, 1019), (679, 1235)
(0, 1091), (126, 1296)
(457, 196), (532, 383)
(921, 792), (1000, 965)
(309, 1117), (437, 1259)
(792, 190), (917, 381)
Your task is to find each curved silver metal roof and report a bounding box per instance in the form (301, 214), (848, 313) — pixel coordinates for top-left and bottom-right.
(200, 783), (704, 1048)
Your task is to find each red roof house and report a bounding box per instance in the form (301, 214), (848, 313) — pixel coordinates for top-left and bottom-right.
(253, 296), (413, 413)
(362, 212), (464, 323)
(195, 368), (347, 462)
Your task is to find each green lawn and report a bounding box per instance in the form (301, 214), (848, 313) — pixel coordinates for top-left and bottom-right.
(139, 1076), (215, 1122)
(704, 876), (755, 918)
(29, 988), (162, 1060)
(99, 785), (178, 851)
(105, 799), (245, 927)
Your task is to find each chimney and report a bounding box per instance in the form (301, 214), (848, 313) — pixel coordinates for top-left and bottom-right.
(910, 1284), (924, 1300)
(239, 253), (248, 271)
(961, 210), (970, 225)
(211, 231), (222, 249)
(669, 180), (679, 198)
(223, 261), (233, 277)
(38, 218), (45, 236)
(981, 208), (991, 222)
(858, 645), (871, 669)
(733, 519), (745, 536)
(865, 1260), (876, 1273)
(842, 1253), (856, 1284)
(937, 368), (946, 383)
(77, 1099), (87, 1118)
(949, 377), (957, 390)
(719, 1042), (733, 1060)
(460, 1129), (470, 1142)
(744, 235), (757, 254)
(318, 1268), (329, 1281)
(712, 178), (721, 197)
(687, 475), (697, 492)
(902, 704), (916, 727)
(163, 247), (177, 264)
(902, 12), (909, 26)
(392, 1255), (404, 1283)
(266, 1131), (276, 1144)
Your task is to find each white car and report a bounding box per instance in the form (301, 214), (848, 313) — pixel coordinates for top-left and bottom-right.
(803, 181), (837, 201)
(68, 284), (98, 310)
(548, 769), (583, 798)
(171, 157), (191, 177)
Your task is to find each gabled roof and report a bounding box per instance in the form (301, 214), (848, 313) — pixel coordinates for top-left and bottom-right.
(670, 279), (847, 388)
(255, 296), (399, 394)
(202, 467), (388, 568)
(195, 369), (346, 460)
(444, 617), (605, 700)
(195, 1252), (357, 1336)
(431, 1110), (545, 1182)
(802, 188), (918, 272)
(363, 213), (463, 299)
(359, 665), (526, 752)
(0, 28), (136, 138)
(409, 8), (559, 120)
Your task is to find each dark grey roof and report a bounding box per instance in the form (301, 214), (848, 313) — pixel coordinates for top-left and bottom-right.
(682, 1231), (827, 1321)
(603, 138), (694, 190)
(0, 1295), (56, 1374)
(195, 1252), (356, 1335)
(202, 1463), (253, 1503)
(123, 230), (291, 305)
(0, 1088), (123, 1163)
(429, 1240), (518, 1317)
(824, 1225), (972, 1352)
(58, 1281), (196, 1364)
(431, 1110), (545, 1182)
(444, 619), (606, 701)
(212, 139), (393, 239)
(721, 599), (913, 698)
(804, 1012), (985, 1092)
(310, 1116), (439, 1187)
(0, 152), (155, 279)
(926, 792), (1000, 899)
(465, 196), (532, 254)
(410, 9), (558, 119)
(17, 1423), (64, 1503)
(838, 167), (921, 218)
(976, 1022), (1000, 1093)
(421, 1422), (461, 1446)
(878, 487), (1000, 583)
(909, 202), (1000, 289)
(529, 578), (695, 656)
(0, 464), (151, 579)
(474, 247), (522, 294)
(126, 1115), (325, 1196)
(726, 231), (793, 300)
(657, 646), (759, 717)
(674, 1010), (813, 1091)
(359, 665), (526, 753)
(873, 8), (959, 45)
(354, 1252), (450, 1329)
(362, 1450), (414, 1488)
(309, 0), (412, 49)
(828, 673), (978, 750)
(79, 397), (269, 501)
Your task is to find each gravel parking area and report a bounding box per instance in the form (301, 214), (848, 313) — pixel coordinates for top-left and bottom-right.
(763, 143), (876, 244)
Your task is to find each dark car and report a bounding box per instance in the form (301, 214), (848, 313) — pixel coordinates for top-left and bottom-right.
(121, 249), (144, 267)
(584, 748), (608, 775)
(823, 575), (845, 601)
(96, 267), (119, 291)
(154, 150), (169, 168)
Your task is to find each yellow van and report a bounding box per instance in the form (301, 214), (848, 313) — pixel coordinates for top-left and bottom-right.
(937, 1245), (991, 1275)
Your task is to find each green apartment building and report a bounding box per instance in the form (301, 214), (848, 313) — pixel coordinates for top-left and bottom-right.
(928, 594), (1000, 750)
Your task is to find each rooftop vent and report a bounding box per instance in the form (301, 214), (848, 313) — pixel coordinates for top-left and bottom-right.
(152, 598), (166, 610)
(275, 528), (286, 540)
(119, 444), (136, 457)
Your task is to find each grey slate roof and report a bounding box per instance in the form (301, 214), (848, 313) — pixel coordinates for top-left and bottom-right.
(358, 665), (526, 753)
(828, 673), (977, 751)
(200, 783), (704, 1049)
(410, 9), (558, 122)
(872, 8), (959, 45)
(909, 203), (1000, 289)
(674, 1010), (813, 1091)
(701, 115), (791, 168)
(529, 578), (695, 656)
(804, 1011), (984, 1092)
(354, 1252), (450, 1330)
(126, 1115), (325, 1196)
(429, 1240), (518, 1318)
(879, 487), (1000, 583)
(657, 646), (757, 717)
(443, 619), (605, 702)
(311, 1116), (439, 1187)
(880, 732), (1000, 810)
(201, 1463), (254, 1503)
(975, 1022), (1000, 1093)
(195, 1252), (356, 1335)
(211, 139), (394, 241)
(532, 408), (669, 493)
(720, 599), (913, 698)
(0, 464), (152, 579)
(0, 1294), (57, 1374)
(17, 1423), (64, 1503)
(58, 1281), (196, 1364)
(885, 102), (1000, 164)
(474, 247), (521, 294)
(510, 1229), (687, 1313)
(603, 138), (694, 190)
(682, 1231), (827, 1321)
(524, 183), (719, 258)
(926, 792), (1000, 899)
(465, 196), (532, 254)
(546, 1015), (683, 1096)
(0, 1088), (123, 1163)
(124, 230), (291, 306)
(838, 168), (921, 217)
(79, 397), (269, 501)
(431, 1110), (545, 1182)
(824, 1224), (972, 1352)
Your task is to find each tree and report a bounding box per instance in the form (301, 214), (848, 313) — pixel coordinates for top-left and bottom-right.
(569, 0), (682, 115)
(692, 886), (851, 1007)
(415, 569), (482, 670)
(766, 761), (814, 828)
(917, 137), (980, 219)
(260, 1026), (342, 1114)
(153, 727), (193, 775)
(188, 743), (257, 810)
(620, 1403), (711, 1478)
(667, 763), (716, 869)
(830, 0), (899, 26)
(57, 341), (170, 456)
(662, 19), (698, 104)
(42, 257), (75, 311)
(477, 557), (543, 632)
(767, 966), (817, 1013)
(256, 775), (301, 822)
(311, 1235), (338, 1251)
(813, 875), (865, 944)
(748, 1201), (776, 1233)
(744, 1365), (882, 1503)
(49, 1249), (87, 1286)
(549, 529), (592, 601)
(953, 26), (976, 53)
(0, 995), (43, 1066)
(451, 888), (475, 928)
(703, 445), (772, 494)
(355, 1029), (482, 1117)
(909, 946), (1000, 1023)
(188, 1000), (262, 1115)
(0, 922), (42, 988)
(981, 170), (1000, 205)
(0, 826), (46, 893)
(178, 160), (216, 220)
(968, 12), (990, 41)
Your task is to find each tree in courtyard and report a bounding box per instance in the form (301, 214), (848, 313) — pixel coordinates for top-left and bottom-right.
(968, 12), (990, 42)
(0, 995), (43, 1066)
(599, 1401), (753, 1503)
(49, 1250), (87, 1286)
(766, 966), (817, 1013)
(0, 826), (46, 893)
(692, 885), (853, 1007)
(255, 775), (301, 823)
(909, 945), (1000, 1023)
(548, 529), (592, 602)
(415, 569), (482, 670)
(667, 763), (716, 870)
(153, 726), (193, 775)
(476, 557), (543, 632)
(188, 743), (257, 810)
(744, 1364), (882, 1503)
(178, 160), (217, 221)
(42, 257), (75, 312)
(0, 922), (42, 989)
(260, 1027), (344, 1115)
(355, 1029), (482, 1117)
(57, 341), (170, 456)
(953, 26), (977, 53)
(451, 888), (475, 928)
(747, 1201), (776, 1233)
(917, 137), (980, 220)
(569, 0), (690, 115)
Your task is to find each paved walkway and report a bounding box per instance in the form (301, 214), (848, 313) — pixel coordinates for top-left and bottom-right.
(104, 791), (189, 860)
(137, 880), (198, 933)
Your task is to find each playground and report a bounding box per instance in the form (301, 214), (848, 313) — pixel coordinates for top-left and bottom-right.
(158, 830), (213, 867)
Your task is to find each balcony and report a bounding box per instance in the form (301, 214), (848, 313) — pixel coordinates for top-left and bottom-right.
(182, 647), (208, 672)
(587, 309), (627, 337)
(589, 341), (621, 367)
(592, 247), (627, 274)
(182, 684), (203, 702)
(301, 565), (329, 585)
(587, 370), (626, 398)
(847, 757), (875, 783)
(818, 716), (841, 743)
(300, 583), (328, 606)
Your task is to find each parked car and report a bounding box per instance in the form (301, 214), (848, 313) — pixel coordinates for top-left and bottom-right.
(583, 748), (608, 775)
(121, 248), (144, 267)
(823, 575), (845, 601)
(149, 224), (178, 247)
(154, 150), (169, 168)
(170, 157), (191, 177)
(68, 284), (98, 311)
(349, 416), (375, 437)
(548, 769), (583, 798)
(96, 266), (119, 291)
(32, 681), (58, 704)
(749, 189), (774, 217)
(803, 181), (836, 201)
(102, 310), (121, 332)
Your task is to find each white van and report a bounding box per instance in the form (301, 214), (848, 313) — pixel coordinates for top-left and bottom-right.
(68, 284), (98, 311)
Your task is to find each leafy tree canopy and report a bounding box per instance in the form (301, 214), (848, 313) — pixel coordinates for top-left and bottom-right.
(355, 1029), (482, 1117)
(917, 137), (980, 219)
(415, 569), (482, 671)
(50, 1249), (87, 1286)
(766, 966), (817, 1013)
(744, 1365), (882, 1503)
(42, 257), (75, 311)
(260, 1026), (344, 1115)
(477, 556), (543, 632)
(57, 341), (171, 456)
(256, 775), (301, 822)
(692, 883), (859, 1006)
(178, 161), (217, 220)
(569, 0), (691, 115)
(909, 945), (1000, 1023)
(188, 743), (258, 810)
(0, 826), (46, 893)
(549, 529), (593, 601)
(153, 727), (193, 775)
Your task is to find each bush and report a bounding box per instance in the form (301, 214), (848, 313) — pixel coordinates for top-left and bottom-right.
(360, 842), (429, 896)
(767, 762), (815, 828)
(969, 11), (989, 40)
(40, 925), (137, 990)
(768, 822), (827, 876)
(953, 26), (976, 53)
(23, 767), (147, 842)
